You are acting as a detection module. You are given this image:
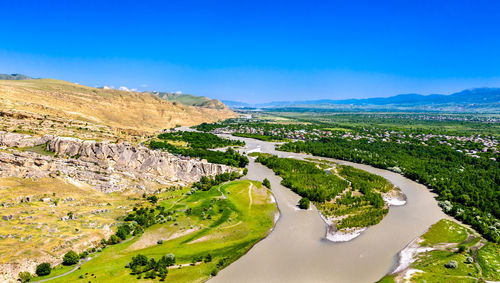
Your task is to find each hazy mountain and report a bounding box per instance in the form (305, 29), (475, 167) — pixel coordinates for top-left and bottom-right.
(0, 74), (33, 80)
(227, 88), (500, 112)
(221, 100), (253, 108)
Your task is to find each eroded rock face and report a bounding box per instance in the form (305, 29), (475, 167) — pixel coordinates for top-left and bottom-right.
(0, 131), (53, 148)
(0, 133), (236, 193)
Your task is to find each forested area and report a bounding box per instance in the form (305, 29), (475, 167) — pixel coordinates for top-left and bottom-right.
(278, 138), (500, 242)
(149, 131), (248, 167)
(255, 155), (397, 230)
(255, 154), (349, 202)
(232, 133), (288, 142)
(157, 131), (244, 148)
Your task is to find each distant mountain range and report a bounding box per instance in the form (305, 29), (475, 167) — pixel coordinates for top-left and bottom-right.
(0, 74), (33, 80)
(223, 88), (500, 113)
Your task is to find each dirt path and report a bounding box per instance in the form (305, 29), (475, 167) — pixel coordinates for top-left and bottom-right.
(248, 183), (254, 208)
(32, 257), (91, 283)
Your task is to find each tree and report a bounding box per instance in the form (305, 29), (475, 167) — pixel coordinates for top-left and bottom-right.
(298, 197), (310, 209)
(262, 178), (271, 189)
(35, 263), (51, 276)
(165, 253), (176, 266)
(116, 224), (132, 240)
(204, 253), (212, 263)
(147, 195), (158, 204)
(63, 250), (79, 265)
(107, 234), (120, 245)
(18, 271), (32, 282)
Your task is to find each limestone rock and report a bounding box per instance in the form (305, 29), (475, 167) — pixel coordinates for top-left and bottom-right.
(0, 134), (237, 193)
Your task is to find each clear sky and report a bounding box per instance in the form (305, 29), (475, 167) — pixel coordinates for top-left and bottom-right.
(1, 0), (499, 103)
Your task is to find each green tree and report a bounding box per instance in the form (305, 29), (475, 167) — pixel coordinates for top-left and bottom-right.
(298, 197), (310, 209)
(204, 253), (212, 263)
(107, 234), (120, 245)
(62, 250), (79, 265)
(263, 178), (271, 189)
(147, 195), (159, 204)
(35, 263), (51, 276)
(18, 271), (32, 282)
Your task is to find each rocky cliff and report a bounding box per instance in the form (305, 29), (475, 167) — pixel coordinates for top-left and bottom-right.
(0, 132), (236, 193)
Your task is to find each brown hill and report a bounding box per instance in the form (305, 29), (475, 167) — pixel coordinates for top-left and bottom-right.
(0, 79), (235, 133)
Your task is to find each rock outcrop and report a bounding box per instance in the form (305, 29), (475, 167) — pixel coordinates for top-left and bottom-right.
(0, 133), (236, 192)
(0, 131), (52, 148)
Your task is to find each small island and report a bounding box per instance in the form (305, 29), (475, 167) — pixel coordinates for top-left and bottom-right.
(252, 153), (406, 241)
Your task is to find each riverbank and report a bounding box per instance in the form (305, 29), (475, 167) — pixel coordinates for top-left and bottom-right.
(321, 189), (407, 242)
(208, 134), (449, 283)
(253, 153), (408, 243)
(40, 180), (278, 283)
(380, 219), (499, 282)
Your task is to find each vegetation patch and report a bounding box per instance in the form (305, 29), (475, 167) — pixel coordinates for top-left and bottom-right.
(45, 180), (277, 282)
(149, 131), (248, 167)
(379, 219), (500, 282)
(254, 154), (399, 231)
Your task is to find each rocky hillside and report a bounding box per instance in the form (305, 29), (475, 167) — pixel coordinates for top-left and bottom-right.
(0, 79), (235, 134)
(0, 132), (236, 193)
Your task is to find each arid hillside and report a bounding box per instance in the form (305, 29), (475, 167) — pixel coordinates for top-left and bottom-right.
(0, 79), (235, 133)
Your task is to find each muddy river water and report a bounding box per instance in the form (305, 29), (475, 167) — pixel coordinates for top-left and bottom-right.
(207, 135), (448, 283)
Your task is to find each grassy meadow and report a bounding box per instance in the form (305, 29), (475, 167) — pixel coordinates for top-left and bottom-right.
(44, 180), (277, 282)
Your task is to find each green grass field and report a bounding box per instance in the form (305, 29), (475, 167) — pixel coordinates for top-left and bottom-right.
(44, 180), (277, 282)
(378, 219), (500, 282)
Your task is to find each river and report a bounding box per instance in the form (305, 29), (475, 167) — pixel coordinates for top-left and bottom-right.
(206, 135), (449, 283)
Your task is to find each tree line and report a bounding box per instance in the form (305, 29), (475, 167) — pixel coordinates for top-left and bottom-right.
(278, 138), (500, 242)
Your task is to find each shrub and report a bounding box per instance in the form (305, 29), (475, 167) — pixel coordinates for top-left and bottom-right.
(298, 197), (310, 209)
(18, 271), (32, 282)
(63, 250), (79, 265)
(465, 256), (474, 264)
(107, 234), (120, 245)
(35, 262), (51, 276)
(204, 253), (212, 263)
(165, 253), (176, 266)
(457, 245), (466, 253)
(211, 268), (218, 276)
(444, 260), (458, 269)
(80, 251), (88, 259)
(147, 195), (159, 204)
(263, 178), (271, 189)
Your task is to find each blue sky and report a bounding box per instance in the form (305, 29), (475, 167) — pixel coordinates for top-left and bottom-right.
(1, 0), (499, 103)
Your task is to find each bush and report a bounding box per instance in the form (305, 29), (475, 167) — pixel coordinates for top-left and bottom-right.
(444, 260), (458, 269)
(165, 253), (176, 266)
(204, 253), (212, 263)
(465, 256), (474, 264)
(63, 250), (79, 265)
(211, 268), (218, 276)
(147, 195), (159, 204)
(107, 234), (120, 245)
(457, 245), (466, 253)
(18, 271), (32, 282)
(35, 262), (51, 276)
(298, 197), (310, 209)
(263, 178), (271, 189)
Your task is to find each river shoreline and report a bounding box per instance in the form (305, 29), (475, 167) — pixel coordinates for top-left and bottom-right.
(180, 129), (449, 283)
